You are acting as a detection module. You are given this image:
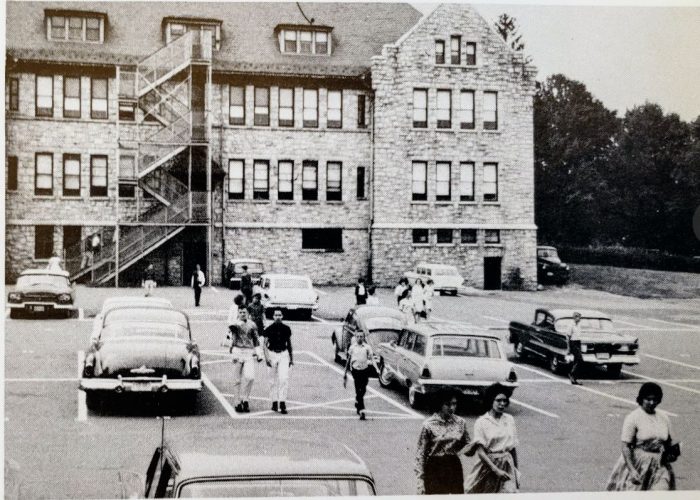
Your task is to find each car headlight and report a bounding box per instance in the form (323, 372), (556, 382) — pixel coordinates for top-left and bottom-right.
(8, 292), (22, 303)
(565, 264), (570, 270)
(57, 294), (72, 304)
(580, 344), (589, 353)
(618, 344), (631, 352)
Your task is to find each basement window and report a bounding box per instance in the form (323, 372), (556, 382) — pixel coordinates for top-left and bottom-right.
(302, 228), (343, 252)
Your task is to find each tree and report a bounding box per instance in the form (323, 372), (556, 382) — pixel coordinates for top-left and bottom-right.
(494, 13), (526, 52)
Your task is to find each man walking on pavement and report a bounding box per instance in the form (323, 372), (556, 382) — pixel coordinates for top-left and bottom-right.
(142, 263), (156, 297)
(240, 265), (253, 305)
(191, 264), (205, 307)
(262, 309), (293, 414)
(567, 312), (584, 385)
(247, 293), (266, 336)
(344, 331), (380, 420)
(229, 308), (262, 412)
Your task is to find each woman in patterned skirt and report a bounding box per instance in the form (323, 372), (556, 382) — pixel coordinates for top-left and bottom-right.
(606, 382), (677, 491)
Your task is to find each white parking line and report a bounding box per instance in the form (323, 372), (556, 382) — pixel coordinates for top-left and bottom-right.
(243, 415), (415, 420)
(617, 328), (700, 333)
(209, 286), (220, 294)
(312, 315), (329, 324)
(77, 350), (87, 422)
(646, 318), (696, 329)
(482, 315), (509, 323)
(78, 308), (84, 320)
(5, 378), (78, 382)
(202, 373), (241, 419)
(622, 370), (700, 396)
(512, 364), (560, 381)
(572, 383), (678, 418)
(643, 353), (700, 371)
(615, 319), (653, 330)
(510, 398), (559, 419)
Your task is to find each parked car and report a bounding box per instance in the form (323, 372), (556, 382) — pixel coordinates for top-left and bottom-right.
(7, 269), (75, 319)
(118, 438), (376, 497)
(259, 273), (319, 319)
(91, 296), (173, 340)
(80, 306), (201, 408)
(375, 322), (518, 409)
(508, 308), (640, 377)
(537, 246), (570, 285)
(331, 306), (406, 372)
(224, 258), (265, 290)
(404, 263), (464, 295)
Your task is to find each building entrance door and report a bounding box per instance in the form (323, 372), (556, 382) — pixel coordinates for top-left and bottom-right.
(182, 230), (207, 286)
(484, 257), (502, 290)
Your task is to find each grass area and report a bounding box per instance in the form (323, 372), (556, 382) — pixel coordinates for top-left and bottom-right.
(569, 264), (700, 299)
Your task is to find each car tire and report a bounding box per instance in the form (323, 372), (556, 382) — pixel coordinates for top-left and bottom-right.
(408, 385), (423, 409)
(378, 362), (393, 388)
(549, 355), (564, 375)
(514, 341), (528, 360)
(302, 309), (313, 321)
(334, 344), (342, 364)
(9, 309), (21, 319)
(451, 290), (458, 296)
(607, 364), (623, 378)
(85, 392), (102, 411)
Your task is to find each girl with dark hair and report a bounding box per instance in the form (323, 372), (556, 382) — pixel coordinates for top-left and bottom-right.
(465, 383), (520, 493)
(606, 382), (677, 491)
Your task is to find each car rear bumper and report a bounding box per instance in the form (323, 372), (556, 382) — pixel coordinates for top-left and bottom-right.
(413, 379), (518, 396)
(581, 354), (640, 365)
(265, 302), (318, 310)
(8, 302), (74, 311)
(80, 377), (202, 392)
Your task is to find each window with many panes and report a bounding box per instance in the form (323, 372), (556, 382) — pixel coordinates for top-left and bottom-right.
(284, 30), (297, 52)
(460, 162), (475, 201)
(229, 86), (245, 125)
(436, 162), (451, 201)
(412, 161), (427, 201)
(484, 91), (498, 130)
(300, 31), (312, 53)
(461, 229), (477, 244)
(91, 78), (108, 119)
(9, 78), (19, 111)
(36, 75), (53, 117)
(485, 229), (501, 244)
(460, 90), (475, 129)
(326, 162), (342, 201)
(483, 163), (498, 202)
(412, 229), (429, 245)
(280, 29), (330, 55)
(228, 159), (244, 200)
(437, 90), (451, 128)
(63, 76), (80, 118)
(466, 42), (477, 65)
(327, 90), (342, 128)
(63, 154), (81, 196)
(315, 32), (329, 54)
(254, 87), (269, 126)
(90, 155), (108, 197)
(450, 36), (461, 64)
(35, 225), (54, 259)
(277, 160), (294, 200)
(35, 153), (53, 195)
(302, 160), (318, 200)
(118, 155), (136, 198)
(413, 89), (427, 128)
(47, 14), (104, 43)
(303, 89), (318, 128)
(356, 166), (366, 200)
(302, 228), (342, 252)
(437, 229), (453, 244)
(253, 160), (269, 200)
(165, 22), (221, 51)
(435, 40), (445, 64)
(357, 94), (367, 128)
(7, 156), (18, 191)
(278, 88), (294, 127)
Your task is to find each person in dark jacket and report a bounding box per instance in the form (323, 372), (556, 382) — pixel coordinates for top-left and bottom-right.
(240, 265), (253, 305)
(191, 264), (205, 307)
(247, 293), (265, 336)
(355, 277), (368, 306)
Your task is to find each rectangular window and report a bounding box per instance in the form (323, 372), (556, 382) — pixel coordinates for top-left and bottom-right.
(412, 161), (427, 201)
(302, 228), (343, 252)
(63, 226), (82, 255)
(315, 31), (328, 54)
(460, 90), (475, 129)
(118, 155), (136, 198)
(484, 91), (498, 130)
(254, 87), (270, 126)
(36, 75), (53, 117)
(90, 155), (108, 197)
(277, 160), (294, 200)
(461, 229), (477, 244)
(483, 163), (498, 202)
(303, 89), (318, 128)
(437, 90), (451, 128)
(51, 16), (66, 39)
(302, 160), (318, 200)
(63, 154), (81, 196)
(459, 162), (475, 201)
(228, 159), (244, 200)
(91, 78), (108, 119)
(119, 101), (135, 121)
(7, 156), (18, 191)
(229, 86), (245, 125)
(278, 88), (294, 127)
(300, 31), (312, 53)
(63, 76), (81, 118)
(451, 36), (461, 64)
(357, 94), (366, 128)
(169, 23), (185, 40)
(466, 42), (477, 65)
(413, 89), (427, 128)
(412, 229), (429, 245)
(35, 225), (54, 260)
(86, 17), (101, 41)
(9, 78), (19, 111)
(435, 40), (445, 64)
(356, 166), (366, 200)
(326, 162), (342, 201)
(35, 153), (53, 195)
(68, 16), (83, 40)
(284, 30), (297, 53)
(253, 160), (269, 200)
(327, 90), (342, 128)
(436, 162), (451, 201)
(437, 229), (453, 244)
(485, 229), (501, 244)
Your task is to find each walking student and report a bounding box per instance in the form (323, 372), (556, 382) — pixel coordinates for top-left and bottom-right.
(240, 265), (253, 305)
(247, 293), (265, 336)
(394, 277), (409, 305)
(423, 278), (435, 319)
(142, 263), (156, 297)
(412, 278), (426, 322)
(343, 331), (379, 420)
(567, 312), (584, 385)
(398, 289), (415, 325)
(355, 277), (368, 306)
(366, 285), (380, 306)
(191, 264), (205, 307)
(229, 308), (262, 413)
(263, 309), (293, 414)
(224, 294), (245, 347)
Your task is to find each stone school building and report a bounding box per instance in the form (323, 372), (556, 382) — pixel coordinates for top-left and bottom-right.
(5, 2), (538, 289)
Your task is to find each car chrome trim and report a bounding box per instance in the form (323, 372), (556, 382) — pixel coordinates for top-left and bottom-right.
(580, 354), (640, 364)
(416, 379), (519, 387)
(80, 379), (202, 391)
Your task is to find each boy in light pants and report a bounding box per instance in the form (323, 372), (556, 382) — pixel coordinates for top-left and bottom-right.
(230, 308), (261, 413)
(263, 309), (293, 414)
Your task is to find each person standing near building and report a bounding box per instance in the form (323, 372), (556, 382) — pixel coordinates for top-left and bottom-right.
(191, 264), (205, 307)
(423, 278), (435, 320)
(366, 286), (380, 306)
(343, 331), (379, 420)
(567, 312), (583, 385)
(355, 277), (368, 306)
(240, 265), (253, 305)
(247, 293), (266, 337)
(142, 263), (156, 297)
(229, 308), (261, 413)
(263, 309), (293, 414)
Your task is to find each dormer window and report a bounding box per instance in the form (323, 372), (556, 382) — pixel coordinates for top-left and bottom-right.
(164, 18), (222, 51)
(276, 25), (333, 55)
(46, 10), (105, 43)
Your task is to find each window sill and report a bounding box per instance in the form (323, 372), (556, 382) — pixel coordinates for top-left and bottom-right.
(460, 243), (479, 247)
(412, 243), (431, 247)
(89, 197), (111, 201)
(435, 201), (453, 206)
(60, 196), (84, 200)
(251, 199), (271, 204)
(436, 243), (455, 247)
(410, 201), (429, 205)
(485, 243), (503, 248)
(301, 200), (320, 204)
(483, 202), (501, 206)
(276, 199), (296, 204)
(326, 200), (344, 205)
(458, 201), (477, 205)
(33, 195), (57, 200)
(356, 197), (368, 201)
(301, 249), (344, 253)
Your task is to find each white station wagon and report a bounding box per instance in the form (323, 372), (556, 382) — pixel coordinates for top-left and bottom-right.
(259, 274), (319, 320)
(404, 263), (464, 296)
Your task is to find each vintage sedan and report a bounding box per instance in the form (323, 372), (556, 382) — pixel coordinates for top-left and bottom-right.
(7, 269), (75, 318)
(375, 322), (518, 409)
(509, 308), (640, 377)
(224, 258), (265, 290)
(537, 246), (570, 285)
(331, 306), (406, 372)
(404, 262), (464, 295)
(259, 273), (319, 319)
(119, 438), (376, 497)
(90, 296), (173, 340)
(80, 306), (201, 408)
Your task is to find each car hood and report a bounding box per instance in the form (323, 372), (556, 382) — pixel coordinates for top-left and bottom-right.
(426, 356), (513, 382)
(95, 337), (192, 376)
(15, 283), (72, 294)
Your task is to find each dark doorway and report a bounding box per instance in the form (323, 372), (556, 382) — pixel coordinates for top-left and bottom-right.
(182, 229), (207, 286)
(63, 226), (82, 255)
(484, 257), (502, 290)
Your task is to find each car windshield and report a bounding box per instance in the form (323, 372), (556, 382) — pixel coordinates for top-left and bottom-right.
(433, 267), (459, 276)
(538, 249), (561, 262)
(555, 318), (615, 333)
(179, 478), (374, 497)
(233, 263), (264, 274)
(274, 278), (310, 289)
(364, 317), (404, 332)
(17, 275), (69, 288)
(367, 329), (402, 346)
(431, 336), (501, 358)
(104, 308), (188, 328)
(100, 322), (189, 340)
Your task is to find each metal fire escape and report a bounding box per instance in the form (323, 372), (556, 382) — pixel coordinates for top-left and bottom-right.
(66, 31), (212, 284)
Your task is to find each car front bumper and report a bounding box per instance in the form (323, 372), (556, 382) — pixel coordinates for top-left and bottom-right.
(580, 354), (640, 365)
(8, 302), (74, 311)
(80, 376), (202, 392)
(412, 379), (519, 397)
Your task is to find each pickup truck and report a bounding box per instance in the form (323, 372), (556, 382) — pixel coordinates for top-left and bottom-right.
(508, 308), (640, 377)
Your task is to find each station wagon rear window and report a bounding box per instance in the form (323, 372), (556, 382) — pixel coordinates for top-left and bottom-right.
(555, 318), (614, 333)
(178, 477), (374, 497)
(104, 308), (188, 327)
(431, 336), (501, 358)
(274, 278), (311, 289)
(17, 275), (69, 288)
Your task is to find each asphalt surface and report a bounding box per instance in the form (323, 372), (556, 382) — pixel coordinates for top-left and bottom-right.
(4, 284), (700, 498)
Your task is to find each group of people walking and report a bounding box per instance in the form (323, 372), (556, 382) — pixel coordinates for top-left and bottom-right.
(393, 277), (435, 323)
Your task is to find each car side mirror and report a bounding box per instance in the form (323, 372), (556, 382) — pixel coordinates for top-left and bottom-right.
(118, 470), (145, 499)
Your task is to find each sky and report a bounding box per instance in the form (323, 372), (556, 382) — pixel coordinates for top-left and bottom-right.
(412, 1), (700, 122)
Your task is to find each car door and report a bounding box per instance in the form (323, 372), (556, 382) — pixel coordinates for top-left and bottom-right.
(400, 333), (426, 385)
(537, 313), (562, 355)
(395, 331), (416, 386)
(528, 310), (550, 355)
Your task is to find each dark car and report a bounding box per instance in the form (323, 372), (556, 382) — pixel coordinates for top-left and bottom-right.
(224, 258), (265, 290)
(537, 246), (570, 285)
(80, 306), (201, 408)
(331, 306), (406, 374)
(7, 269), (75, 318)
(118, 438), (376, 497)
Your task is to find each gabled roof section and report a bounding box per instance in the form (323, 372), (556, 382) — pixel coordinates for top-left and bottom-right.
(7, 1), (422, 77)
